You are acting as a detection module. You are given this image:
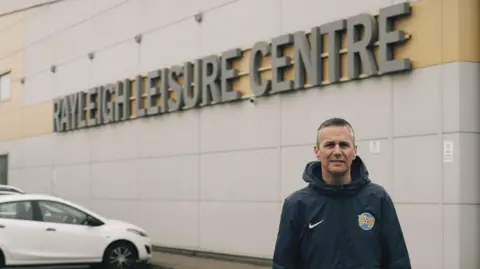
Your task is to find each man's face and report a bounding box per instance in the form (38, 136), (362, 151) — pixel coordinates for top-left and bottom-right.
(314, 125), (357, 176)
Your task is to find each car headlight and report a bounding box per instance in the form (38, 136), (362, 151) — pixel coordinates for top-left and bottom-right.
(127, 228), (148, 237)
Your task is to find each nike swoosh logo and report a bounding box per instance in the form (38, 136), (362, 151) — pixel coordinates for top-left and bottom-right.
(308, 220), (324, 229)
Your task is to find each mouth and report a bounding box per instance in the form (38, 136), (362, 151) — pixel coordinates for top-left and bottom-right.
(330, 160), (345, 164)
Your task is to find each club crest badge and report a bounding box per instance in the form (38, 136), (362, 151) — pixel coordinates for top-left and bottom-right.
(358, 212), (375, 231)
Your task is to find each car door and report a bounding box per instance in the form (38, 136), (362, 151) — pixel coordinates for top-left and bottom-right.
(0, 200), (45, 265)
(35, 200), (107, 264)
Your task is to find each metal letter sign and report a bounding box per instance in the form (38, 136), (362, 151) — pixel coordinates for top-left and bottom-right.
(53, 3), (412, 133)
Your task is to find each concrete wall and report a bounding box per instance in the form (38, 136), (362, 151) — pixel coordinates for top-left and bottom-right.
(0, 0), (479, 268)
(0, 0), (60, 16)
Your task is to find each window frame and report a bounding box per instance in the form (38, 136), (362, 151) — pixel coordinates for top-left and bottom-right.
(0, 154), (8, 185)
(0, 70), (12, 102)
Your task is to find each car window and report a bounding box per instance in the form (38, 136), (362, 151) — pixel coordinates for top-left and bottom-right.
(0, 201), (33, 220)
(38, 200), (88, 225)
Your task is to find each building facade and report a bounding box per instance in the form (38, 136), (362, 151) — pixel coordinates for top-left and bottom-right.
(0, 0), (479, 268)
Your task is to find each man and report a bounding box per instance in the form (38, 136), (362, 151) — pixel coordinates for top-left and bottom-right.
(272, 117), (411, 269)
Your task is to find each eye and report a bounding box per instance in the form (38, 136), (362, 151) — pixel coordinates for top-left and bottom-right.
(339, 142), (351, 148)
(324, 142), (335, 148)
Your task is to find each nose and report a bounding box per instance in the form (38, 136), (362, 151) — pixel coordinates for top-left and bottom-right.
(333, 145), (342, 155)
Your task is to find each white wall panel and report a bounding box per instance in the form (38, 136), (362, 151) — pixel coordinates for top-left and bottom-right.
(200, 148), (280, 202)
(23, 40), (53, 79)
(396, 204), (443, 269)
(199, 202), (280, 258)
(136, 155), (200, 201)
(281, 76), (392, 146)
(52, 164), (90, 200)
(281, 0), (391, 34)
(92, 40), (139, 86)
(443, 205), (480, 269)
(52, 18), (94, 65)
(442, 62), (480, 133)
(200, 0), (281, 56)
(393, 135), (442, 203)
(52, 57), (92, 98)
(17, 166), (54, 194)
(24, 71), (53, 105)
(280, 145), (311, 199)
(200, 97), (281, 153)
(140, 19), (200, 74)
(393, 66), (441, 137)
(356, 139), (393, 196)
(136, 111), (200, 158)
(139, 0), (235, 36)
(137, 201), (199, 249)
(90, 160), (137, 200)
(0, 140), (23, 169)
(22, 134), (53, 167)
(53, 130), (90, 165)
(91, 0), (142, 50)
(443, 133), (480, 204)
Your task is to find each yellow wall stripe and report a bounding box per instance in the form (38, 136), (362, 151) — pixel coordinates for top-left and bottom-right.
(0, 0), (479, 142)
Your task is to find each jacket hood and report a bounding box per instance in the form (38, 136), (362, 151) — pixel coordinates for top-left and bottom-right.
(302, 156), (371, 196)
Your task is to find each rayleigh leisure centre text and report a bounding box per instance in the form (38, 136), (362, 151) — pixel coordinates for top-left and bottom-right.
(53, 2), (413, 133)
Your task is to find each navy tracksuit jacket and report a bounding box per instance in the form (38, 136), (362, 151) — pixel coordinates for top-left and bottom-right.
(272, 156), (411, 269)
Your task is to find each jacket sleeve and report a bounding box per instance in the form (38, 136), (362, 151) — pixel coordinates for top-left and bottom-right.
(272, 198), (302, 269)
(379, 192), (412, 269)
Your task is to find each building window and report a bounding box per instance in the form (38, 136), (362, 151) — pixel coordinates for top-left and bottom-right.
(0, 155), (7, 185)
(0, 72), (11, 101)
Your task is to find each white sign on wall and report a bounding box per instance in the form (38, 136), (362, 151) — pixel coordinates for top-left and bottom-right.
(369, 141), (381, 154)
(443, 140), (454, 163)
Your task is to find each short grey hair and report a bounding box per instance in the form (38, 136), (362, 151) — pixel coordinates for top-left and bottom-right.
(316, 117), (356, 147)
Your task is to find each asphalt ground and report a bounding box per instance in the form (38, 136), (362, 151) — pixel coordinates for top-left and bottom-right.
(2, 251), (268, 269)
(7, 266), (90, 269)
(6, 265), (164, 269)
(2, 257), (164, 269)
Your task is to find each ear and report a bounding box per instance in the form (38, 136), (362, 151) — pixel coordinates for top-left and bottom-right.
(313, 145), (321, 160)
(353, 144), (358, 159)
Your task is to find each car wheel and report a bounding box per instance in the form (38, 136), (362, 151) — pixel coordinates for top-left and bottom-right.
(103, 242), (137, 269)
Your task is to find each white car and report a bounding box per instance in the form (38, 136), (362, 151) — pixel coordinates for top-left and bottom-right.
(0, 185), (24, 195)
(0, 194), (152, 268)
